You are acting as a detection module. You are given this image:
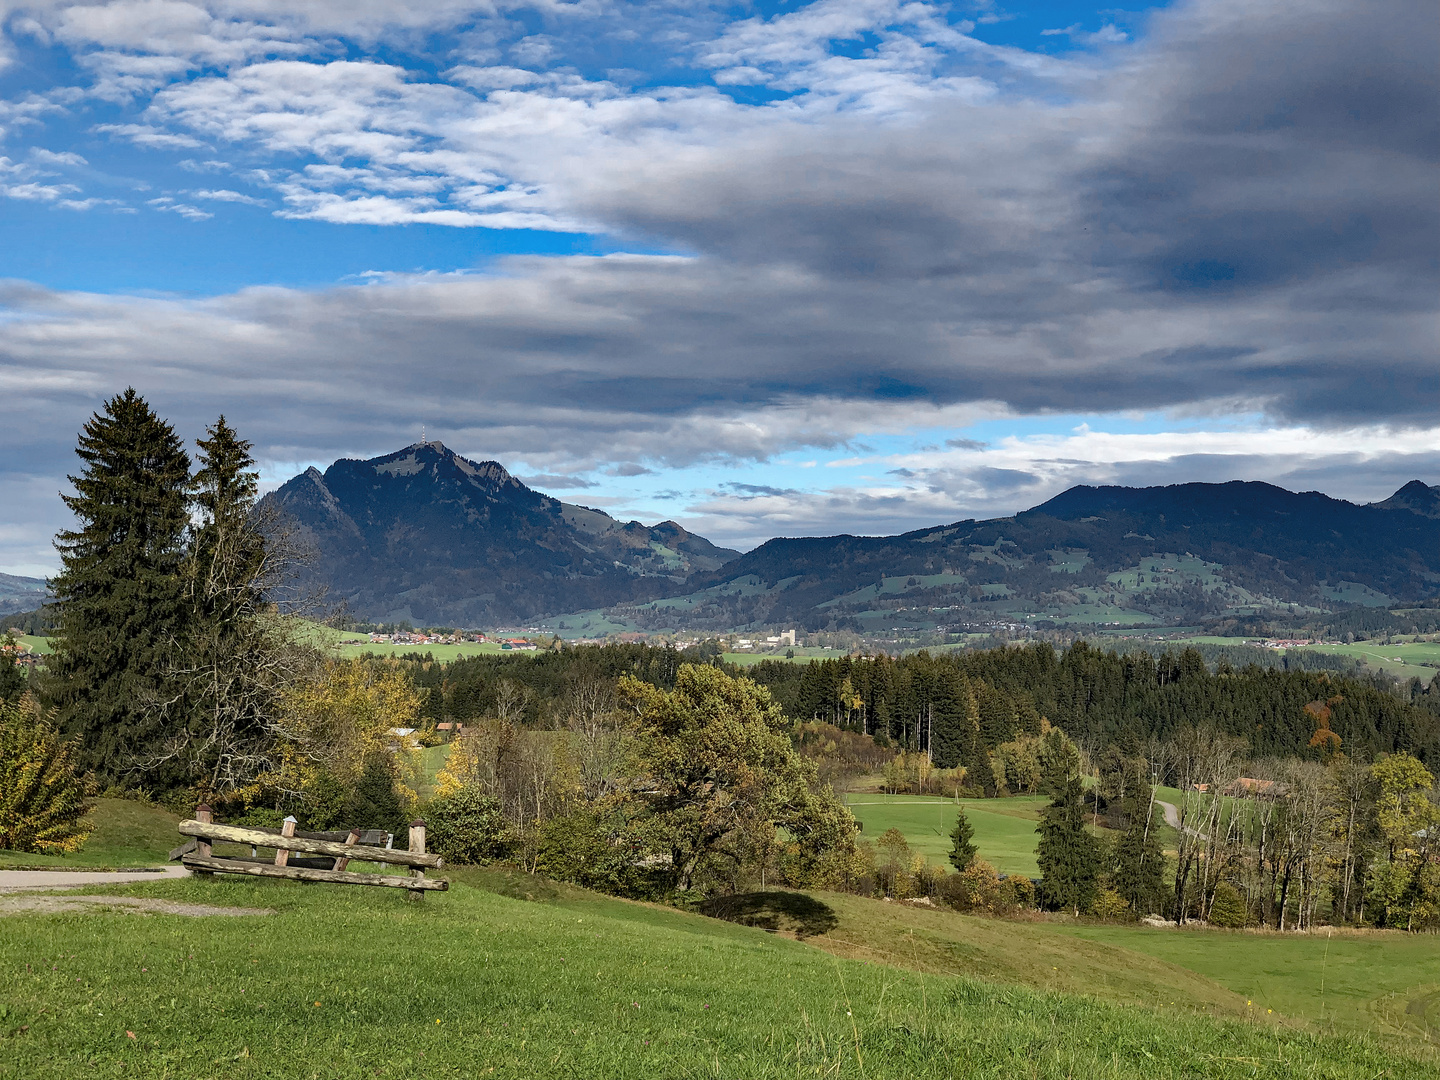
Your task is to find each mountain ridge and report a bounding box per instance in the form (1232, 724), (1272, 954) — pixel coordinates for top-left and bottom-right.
(260, 442), (738, 625)
(259, 455), (1439, 631)
(610, 479), (1440, 633)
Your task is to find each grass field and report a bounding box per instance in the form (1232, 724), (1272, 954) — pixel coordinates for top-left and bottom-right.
(16, 634), (52, 655)
(843, 794), (1050, 876)
(1302, 640), (1440, 679)
(1056, 922), (1440, 1040)
(1171, 635), (1440, 680)
(0, 799), (178, 868)
(0, 870), (1426, 1079)
(724, 648), (849, 666)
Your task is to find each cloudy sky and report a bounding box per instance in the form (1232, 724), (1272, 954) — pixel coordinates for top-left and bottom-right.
(0, 0), (1435, 574)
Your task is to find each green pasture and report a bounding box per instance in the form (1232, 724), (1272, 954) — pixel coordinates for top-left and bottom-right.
(1056, 923), (1440, 1041)
(724, 647), (848, 666)
(843, 794), (1050, 876)
(0, 870), (1423, 1079)
(16, 634), (52, 655)
(332, 640), (514, 661)
(1166, 635), (1440, 680)
(1303, 640), (1440, 679)
(1320, 582), (1394, 607)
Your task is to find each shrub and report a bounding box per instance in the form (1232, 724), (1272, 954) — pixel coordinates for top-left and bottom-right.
(423, 785), (510, 865)
(534, 810), (658, 898)
(1208, 882), (1248, 928)
(0, 695), (94, 854)
(1000, 874), (1036, 909)
(914, 861), (948, 899)
(1090, 888), (1133, 921)
(941, 858), (1002, 912)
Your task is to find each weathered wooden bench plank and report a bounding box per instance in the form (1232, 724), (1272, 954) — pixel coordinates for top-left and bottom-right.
(181, 855), (448, 890)
(178, 820), (442, 869)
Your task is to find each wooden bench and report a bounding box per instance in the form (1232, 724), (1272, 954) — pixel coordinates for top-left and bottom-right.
(175, 805), (447, 897)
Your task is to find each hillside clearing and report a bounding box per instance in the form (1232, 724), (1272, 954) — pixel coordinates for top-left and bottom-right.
(843, 794), (1051, 876)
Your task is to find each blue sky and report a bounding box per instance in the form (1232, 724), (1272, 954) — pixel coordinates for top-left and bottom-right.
(0, 0), (1435, 574)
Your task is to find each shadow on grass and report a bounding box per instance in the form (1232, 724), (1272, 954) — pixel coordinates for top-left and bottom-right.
(700, 891), (839, 938)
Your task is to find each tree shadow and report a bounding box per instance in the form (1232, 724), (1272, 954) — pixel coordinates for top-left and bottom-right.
(700, 891), (839, 938)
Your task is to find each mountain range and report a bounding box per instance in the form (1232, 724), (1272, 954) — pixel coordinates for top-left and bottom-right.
(259, 442), (738, 626)
(258, 444), (1440, 633)
(0, 572), (48, 617)
(615, 480), (1440, 634)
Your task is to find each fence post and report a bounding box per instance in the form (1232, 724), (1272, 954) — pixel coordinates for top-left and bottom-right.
(408, 819), (427, 901)
(194, 804), (213, 876)
(275, 816), (297, 867)
(333, 829), (361, 872)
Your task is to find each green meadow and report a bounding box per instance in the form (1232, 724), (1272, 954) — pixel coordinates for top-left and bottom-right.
(1057, 922), (1440, 1039)
(843, 794), (1050, 876)
(0, 870), (1429, 1079)
(0, 799), (180, 869)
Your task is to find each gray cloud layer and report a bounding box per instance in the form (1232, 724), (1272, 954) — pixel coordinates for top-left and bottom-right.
(0, 0), (1435, 568)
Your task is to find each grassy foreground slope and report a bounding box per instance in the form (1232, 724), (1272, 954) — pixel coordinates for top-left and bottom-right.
(0, 873), (1425, 1079)
(1058, 923), (1440, 1039)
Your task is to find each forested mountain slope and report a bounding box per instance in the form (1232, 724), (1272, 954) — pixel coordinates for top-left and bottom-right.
(620, 480), (1440, 632)
(0, 572), (47, 616)
(260, 442), (738, 625)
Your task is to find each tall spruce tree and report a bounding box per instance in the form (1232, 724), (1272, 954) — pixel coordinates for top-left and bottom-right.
(1110, 797), (1165, 914)
(1036, 775), (1102, 914)
(180, 416), (281, 791)
(948, 807), (977, 872)
(45, 390), (192, 780)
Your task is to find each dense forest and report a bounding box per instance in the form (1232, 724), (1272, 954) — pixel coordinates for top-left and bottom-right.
(396, 640), (1440, 785)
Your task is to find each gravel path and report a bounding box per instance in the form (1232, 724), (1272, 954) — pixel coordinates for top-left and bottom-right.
(0, 866), (190, 893)
(0, 893), (271, 917)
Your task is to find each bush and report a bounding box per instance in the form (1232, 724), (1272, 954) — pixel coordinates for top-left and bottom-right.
(914, 862), (947, 899)
(0, 695), (94, 854)
(1090, 888), (1133, 921)
(534, 810), (658, 898)
(1208, 882), (1248, 928)
(941, 858), (1002, 912)
(423, 785), (510, 865)
(1000, 875), (1036, 909)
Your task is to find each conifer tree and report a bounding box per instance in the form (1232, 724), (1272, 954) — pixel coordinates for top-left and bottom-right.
(1110, 798), (1165, 914)
(178, 416), (284, 791)
(45, 390), (192, 780)
(1037, 775), (1102, 914)
(0, 649), (26, 702)
(343, 750), (406, 832)
(948, 807), (977, 872)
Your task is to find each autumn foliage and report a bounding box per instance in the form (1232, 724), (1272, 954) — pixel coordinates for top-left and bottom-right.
(0, 694), (94, 854)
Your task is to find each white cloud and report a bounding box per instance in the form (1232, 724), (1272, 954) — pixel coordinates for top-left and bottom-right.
(147, 194), (211, 217)
(189, 186), (263, 203)
(94, 121), (207, 147)
(0, 0), (1433, 555)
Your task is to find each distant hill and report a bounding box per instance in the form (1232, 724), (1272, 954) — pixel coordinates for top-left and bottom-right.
(0, 572), (47, 617)
(259, 442), (739, 625)
(1372, 480), (1440, 519)
(611, 480), (1440, 633)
